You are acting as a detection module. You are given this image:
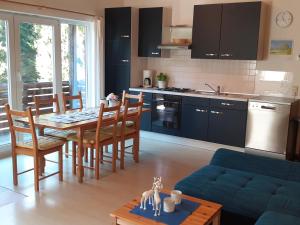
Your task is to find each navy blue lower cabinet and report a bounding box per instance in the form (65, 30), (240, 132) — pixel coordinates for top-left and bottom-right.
(129, 91), (152, 131)
(181, 104), (209, 141)
(208, 108), (247, 147)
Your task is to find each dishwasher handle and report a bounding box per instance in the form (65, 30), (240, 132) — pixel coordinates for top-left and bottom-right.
(261, 105), (277, 110)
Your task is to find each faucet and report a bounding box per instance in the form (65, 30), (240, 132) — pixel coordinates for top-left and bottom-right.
(205, 83), (221, 95)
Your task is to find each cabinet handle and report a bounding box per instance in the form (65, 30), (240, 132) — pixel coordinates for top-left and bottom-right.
(195, 109), (207, 113)
(120, 35), (130, 38)
(121, 59), (129, 63)
(210, 110), (223, 115)
(151, 52), (160, 55)
(205, 53), (217, 57)
(221, 102), (233, 106)
(220, 53), (233, 57)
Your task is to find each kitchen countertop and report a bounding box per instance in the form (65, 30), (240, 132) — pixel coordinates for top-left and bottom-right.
(130, 87), (255, 102)
(129, 87), (297, 105)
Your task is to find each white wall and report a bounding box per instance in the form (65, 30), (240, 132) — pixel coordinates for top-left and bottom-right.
(124, 0), (300, 97)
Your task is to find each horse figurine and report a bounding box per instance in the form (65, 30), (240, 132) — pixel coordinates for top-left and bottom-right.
(140, 178), (157, 210)
(152, 177), (163, 216)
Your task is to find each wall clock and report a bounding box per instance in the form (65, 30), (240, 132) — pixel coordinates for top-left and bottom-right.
(276, 11), (293, 28)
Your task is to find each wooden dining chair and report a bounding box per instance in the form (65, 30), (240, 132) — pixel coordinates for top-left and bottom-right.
(102, 100), (143, 169)
(68, 103), (120, 179)
(34, 94), (76, 158)
(121, 90), (143, 105)
(62, 91), (83, 112)
(5, 104), (65, 192)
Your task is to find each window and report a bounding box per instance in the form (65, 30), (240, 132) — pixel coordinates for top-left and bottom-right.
(61, 23), (87, 109)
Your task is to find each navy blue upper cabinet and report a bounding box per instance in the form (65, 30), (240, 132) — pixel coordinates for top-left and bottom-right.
(181, 97), (209, 141)
(192, 2), (264, 60)
(138, 7), (163, 57)
(191, 4), (222, 59)
(105, 7), (131, 41)
(220, 2), (262, 60)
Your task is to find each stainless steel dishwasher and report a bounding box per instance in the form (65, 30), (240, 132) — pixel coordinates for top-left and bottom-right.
(245, 98), (293, 155)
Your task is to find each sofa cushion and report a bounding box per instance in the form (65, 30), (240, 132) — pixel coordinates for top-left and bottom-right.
(175, 165), (300, 220)
(255, 211), (300, 225)
(210, 148), (300, 182)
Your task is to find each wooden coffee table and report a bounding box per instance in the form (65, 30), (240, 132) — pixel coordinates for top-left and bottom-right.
(110, 190), (222, 225)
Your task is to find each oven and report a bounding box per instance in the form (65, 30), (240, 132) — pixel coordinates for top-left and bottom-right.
(151, 94), (182, 136)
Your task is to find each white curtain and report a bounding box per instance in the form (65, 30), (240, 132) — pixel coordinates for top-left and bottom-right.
(86, 17), (104, 107)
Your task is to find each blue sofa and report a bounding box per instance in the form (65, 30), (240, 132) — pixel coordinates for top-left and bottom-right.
(175, 149), (300, 225)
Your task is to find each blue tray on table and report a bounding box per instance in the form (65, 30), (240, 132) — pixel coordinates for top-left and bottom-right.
(130, 193), (200, 225)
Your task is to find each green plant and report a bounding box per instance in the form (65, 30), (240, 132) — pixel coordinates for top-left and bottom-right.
(156, 73), (167, 82)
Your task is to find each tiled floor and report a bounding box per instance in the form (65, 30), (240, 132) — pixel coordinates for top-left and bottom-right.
(0, 136), (214, 225)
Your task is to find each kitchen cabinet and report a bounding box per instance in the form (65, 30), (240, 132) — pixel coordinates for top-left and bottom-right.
(138, 7), (163, 57)
(130, 91), (152, 131)
(180, 97), (247, 147)
(181, 97), (209, 140)
(208, 99), (248, 147)
(191, 4), (222, 59)
(105, 7), (132, 96)
(138, 7), (171, 58)
(220, 2), (262, 60)
(191, 2), (264, 60)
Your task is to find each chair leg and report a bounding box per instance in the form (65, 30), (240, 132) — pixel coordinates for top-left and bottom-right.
(59, 147), (63, 181)
(65, 142), (69, 158)
(105, 145), (108, 153)
(95, 147), (100, 179)
(84, 148), (88, 163)
(12, 153), (18, 186)
(72, 142), (77, 175)
(112, 142), (117, 172)
(90, 148), (94, 167)
(133, 134), (140, 163)
(34, 156), (39, 192)
(120, 140), (125, 170)
(100, 146), (103, 164)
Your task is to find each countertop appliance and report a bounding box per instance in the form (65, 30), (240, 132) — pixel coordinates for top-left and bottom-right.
(151, 94), (182, 136)
(245, 99), (292, 155)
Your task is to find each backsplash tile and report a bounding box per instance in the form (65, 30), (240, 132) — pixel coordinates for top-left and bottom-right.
(138, 50), (295, 97)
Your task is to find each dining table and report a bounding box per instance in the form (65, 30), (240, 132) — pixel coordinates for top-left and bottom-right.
(17, 107), (150, 183)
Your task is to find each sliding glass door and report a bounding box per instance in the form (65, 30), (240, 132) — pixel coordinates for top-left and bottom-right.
(14, 16), (60, 113)
(0, 12), (94, 151)
(61, 23), (87, 108)
(0, 18), (10, 146)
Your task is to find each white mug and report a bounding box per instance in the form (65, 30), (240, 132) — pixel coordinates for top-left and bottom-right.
(163, 197), (175, 213)
(100, 99), (108, 107)
(171, 190), (182, 205)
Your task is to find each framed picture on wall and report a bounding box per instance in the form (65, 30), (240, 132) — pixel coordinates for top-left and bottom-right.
(270, 40), (293, 56)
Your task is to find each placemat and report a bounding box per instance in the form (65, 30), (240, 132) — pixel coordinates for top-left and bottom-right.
(130, 193), (200, 225)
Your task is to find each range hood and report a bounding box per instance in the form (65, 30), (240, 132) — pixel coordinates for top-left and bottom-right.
(158, 43), (191, 50)
(158, 25), (192, 50)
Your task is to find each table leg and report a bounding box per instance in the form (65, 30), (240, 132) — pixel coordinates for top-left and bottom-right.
(38, 127), (46, 175)
(77, 128), (84, 183)
(212, 212), (221, 225)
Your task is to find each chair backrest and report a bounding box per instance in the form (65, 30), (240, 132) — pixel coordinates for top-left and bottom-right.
(95, 103), (121, 146)
(34, 94), (60, 116)
(121, 91), (143, 105)
(121, 100), (143, 134)
(5, 104), (38, 151)
(62, 91), (83, 112)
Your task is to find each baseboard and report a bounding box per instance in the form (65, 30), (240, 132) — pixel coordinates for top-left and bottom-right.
(140, 131), (245, 152)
